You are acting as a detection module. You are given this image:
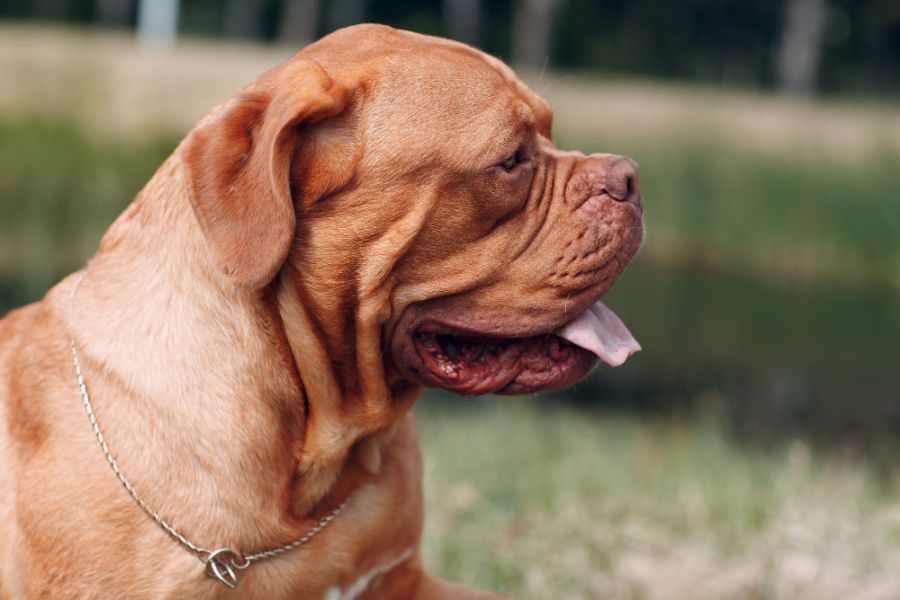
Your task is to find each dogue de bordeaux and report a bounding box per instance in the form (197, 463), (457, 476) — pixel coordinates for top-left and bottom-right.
(0, 24), (643, 599)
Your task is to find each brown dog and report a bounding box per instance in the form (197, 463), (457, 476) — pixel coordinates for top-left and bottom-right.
(0, 24), (642, 599)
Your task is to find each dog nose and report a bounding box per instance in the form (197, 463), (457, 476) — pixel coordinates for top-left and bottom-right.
(567, 153), (643, 212)
(598, 155), (640, 206)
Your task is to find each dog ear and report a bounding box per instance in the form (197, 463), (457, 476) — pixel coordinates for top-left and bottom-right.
(182, 59), (350, 289)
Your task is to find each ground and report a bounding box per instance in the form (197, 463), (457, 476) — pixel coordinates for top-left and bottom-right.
(417, 395), (900, 599)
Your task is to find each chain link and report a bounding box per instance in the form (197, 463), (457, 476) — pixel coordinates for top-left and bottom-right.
(70, 336), (350, 588)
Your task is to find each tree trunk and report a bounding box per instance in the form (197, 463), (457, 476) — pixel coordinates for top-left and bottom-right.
(443, 0), (480, 47)
(278, 0), (321, 45)
(776, 0), (826, 96)
(512, 0), (561, 70)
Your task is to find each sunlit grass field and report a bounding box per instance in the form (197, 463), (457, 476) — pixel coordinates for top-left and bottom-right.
(417, 396), (900, 599)
(2, 26), (899, 600)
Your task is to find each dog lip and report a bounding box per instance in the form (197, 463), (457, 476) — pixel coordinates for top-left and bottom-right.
(576, 192), (643, 216)
(406, 327), (598, 396)
(413, 319), (561, 342)
(409, 287), (610, 341)
(574, 192), (611, 211)
(412, 319), (528, 339)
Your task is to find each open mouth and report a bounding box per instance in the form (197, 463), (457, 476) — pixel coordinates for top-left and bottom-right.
(409, 301), (640, 396)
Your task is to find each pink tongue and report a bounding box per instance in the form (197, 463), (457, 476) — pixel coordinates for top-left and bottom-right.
(554, 301), (640, 367)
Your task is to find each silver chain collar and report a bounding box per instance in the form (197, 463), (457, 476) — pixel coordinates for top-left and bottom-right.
(69, 278), (349, 589)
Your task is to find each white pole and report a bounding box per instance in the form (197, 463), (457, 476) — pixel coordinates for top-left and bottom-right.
(776, 0), (826, 96)
(137, 0), (180, 48)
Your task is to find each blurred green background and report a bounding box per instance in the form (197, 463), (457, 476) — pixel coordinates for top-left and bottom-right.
(1, 1), (899, 598)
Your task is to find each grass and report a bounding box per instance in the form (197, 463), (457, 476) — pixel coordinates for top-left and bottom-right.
(418, 395), (900, 599)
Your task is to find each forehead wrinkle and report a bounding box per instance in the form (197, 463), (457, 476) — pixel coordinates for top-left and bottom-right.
(361, 58), (529, 173)
(306, 26), (553, 134)
(458, 50), (551, 139)
(463, 97), (532, 163)
(344, 35), (548, 177)
(463, 97), (539, 168)
(466, 48), (552, 127)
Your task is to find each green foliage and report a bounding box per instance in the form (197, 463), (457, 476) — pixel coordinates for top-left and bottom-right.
(0, 118), (177, 299)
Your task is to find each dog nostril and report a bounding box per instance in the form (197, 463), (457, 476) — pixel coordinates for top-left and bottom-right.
(605, 157), (640, 205)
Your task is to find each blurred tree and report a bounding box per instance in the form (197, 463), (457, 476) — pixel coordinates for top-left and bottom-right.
(278, 0), (321, 44)
(33, 0), (65, 18)
(512, 0), (561, 69)
(444, 0), (480, 47)
(95, 0), (131, 26)
(1, 0), (898, 97)
(776, 0), (826, 95)
(223, 0), (266, 39)
(325, 0), (365, 31)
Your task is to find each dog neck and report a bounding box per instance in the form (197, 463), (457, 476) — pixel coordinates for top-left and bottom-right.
(66, 154), (413, 530)
(274, 262), (422, 512)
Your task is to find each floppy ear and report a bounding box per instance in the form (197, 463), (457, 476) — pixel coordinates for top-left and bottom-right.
(182, 59), (350, 289)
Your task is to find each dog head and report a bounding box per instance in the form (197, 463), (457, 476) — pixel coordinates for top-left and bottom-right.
(182, 24), (643, 410)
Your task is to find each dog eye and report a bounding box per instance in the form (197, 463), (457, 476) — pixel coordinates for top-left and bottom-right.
(497, 152), (519, 172)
